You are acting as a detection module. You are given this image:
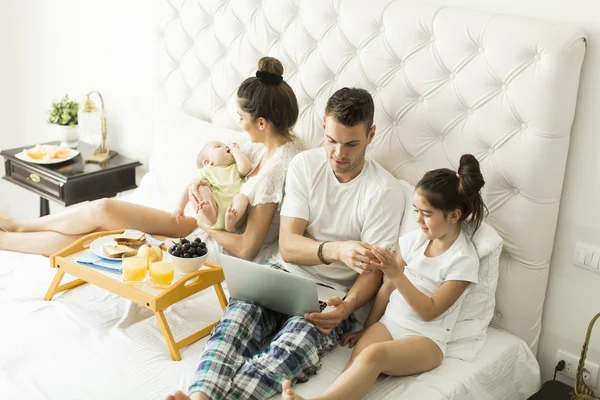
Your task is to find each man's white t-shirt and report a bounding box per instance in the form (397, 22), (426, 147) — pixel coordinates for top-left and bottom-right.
(384, 229), (479, 345)
(274, 147), (406, 291)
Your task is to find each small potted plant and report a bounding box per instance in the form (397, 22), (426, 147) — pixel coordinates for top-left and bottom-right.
(48, 95), (80, 148)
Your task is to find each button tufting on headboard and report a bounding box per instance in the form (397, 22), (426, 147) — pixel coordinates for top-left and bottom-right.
(157, 0), (586, 352)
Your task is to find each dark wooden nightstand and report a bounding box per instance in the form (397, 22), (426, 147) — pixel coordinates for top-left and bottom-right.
(1, 141), (142, 216)
(528, 380), (574, 399)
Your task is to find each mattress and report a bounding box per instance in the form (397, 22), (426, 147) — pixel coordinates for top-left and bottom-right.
(1, 247), (540, 400)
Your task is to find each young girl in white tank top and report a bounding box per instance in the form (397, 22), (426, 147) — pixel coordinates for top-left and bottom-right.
(282, 154), (487, 400)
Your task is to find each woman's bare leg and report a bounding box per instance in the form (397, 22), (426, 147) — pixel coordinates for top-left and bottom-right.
(0, 231), (85, 256)
(5, 199), (197, 238)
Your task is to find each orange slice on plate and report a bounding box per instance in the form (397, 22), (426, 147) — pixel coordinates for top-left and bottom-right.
(24, 144), (71, 161)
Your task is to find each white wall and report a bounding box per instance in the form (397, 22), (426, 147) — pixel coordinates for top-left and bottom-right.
(1, 0), (599, 388)
(0, 0), (155, 219)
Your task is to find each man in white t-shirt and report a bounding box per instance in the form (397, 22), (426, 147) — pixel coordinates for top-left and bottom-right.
(180, 88), (405, 400)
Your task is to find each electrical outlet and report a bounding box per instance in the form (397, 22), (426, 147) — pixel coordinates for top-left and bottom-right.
(556, 350), (599, 388)
(556, 350), (577, 379)
(583, 361), (599, 388)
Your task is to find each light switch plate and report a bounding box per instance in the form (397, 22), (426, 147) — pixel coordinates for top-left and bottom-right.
(574, 242), (600, 273)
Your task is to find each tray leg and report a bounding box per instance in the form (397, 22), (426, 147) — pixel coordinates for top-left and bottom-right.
(44, 269), (87, 301)
(155, 310), (182, 361)
(213, 282), (228, 310)
(44, 269), (66, 301)
(175, 322), (217, 351)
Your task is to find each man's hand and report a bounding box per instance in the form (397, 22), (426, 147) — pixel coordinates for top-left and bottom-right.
(188, 180), (210, 212)
(371, 246), (404, 278)
(304, 296), (350, 335)
(337, 241), (377, 275)
(172, 207), (185, 224)
(340, 329), (364, 348)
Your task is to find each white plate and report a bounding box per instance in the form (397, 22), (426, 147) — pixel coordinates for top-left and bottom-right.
(15, 149), (80, 165)
(90, 234), (145, 260)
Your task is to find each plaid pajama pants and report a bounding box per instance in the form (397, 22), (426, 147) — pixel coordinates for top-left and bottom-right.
(188, 298), (355, 400)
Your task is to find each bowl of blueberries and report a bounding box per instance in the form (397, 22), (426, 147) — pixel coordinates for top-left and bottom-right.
(167, 237), (208, 275)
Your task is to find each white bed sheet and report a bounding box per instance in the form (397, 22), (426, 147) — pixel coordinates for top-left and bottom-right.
(1, 245), (539, 400)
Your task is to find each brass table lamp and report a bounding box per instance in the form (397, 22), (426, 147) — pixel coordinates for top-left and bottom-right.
(81, 91), (110, 163)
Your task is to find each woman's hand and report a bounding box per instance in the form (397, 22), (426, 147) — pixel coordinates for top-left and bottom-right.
(371, 246), (404, 278)
(172, 207), (185, 224)
(188, 180), (210, 212)
(340, 330), (364, 348)
(196, 218), (216, 236)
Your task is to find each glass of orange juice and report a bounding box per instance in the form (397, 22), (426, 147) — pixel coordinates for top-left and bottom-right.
(122, 253), (148, 286)
(150, 261), (174, 289)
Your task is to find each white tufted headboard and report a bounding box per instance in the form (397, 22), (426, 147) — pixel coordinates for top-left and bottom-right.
(157, 0), (586, 351)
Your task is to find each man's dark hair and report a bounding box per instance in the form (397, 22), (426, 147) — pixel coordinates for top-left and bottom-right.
(325, 87), (374, 131)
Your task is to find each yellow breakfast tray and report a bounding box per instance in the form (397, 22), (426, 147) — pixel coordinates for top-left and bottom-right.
(44, 229), (228, 361)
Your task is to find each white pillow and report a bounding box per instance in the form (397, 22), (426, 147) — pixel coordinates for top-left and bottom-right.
(149, 105), (248, 211)
(397, 182), (503, 361)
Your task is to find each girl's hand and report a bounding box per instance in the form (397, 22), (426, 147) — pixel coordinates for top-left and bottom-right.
(340, 330), (364, 348)
(371, 246), (404, 277)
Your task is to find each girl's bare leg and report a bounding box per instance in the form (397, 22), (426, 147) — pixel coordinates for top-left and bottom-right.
(4, 199), (197, 238)
(225, 193), (249, 231)
(343, 322), (392, 372)
(282, 325), (443, 400)
(0, 231), (85, 256)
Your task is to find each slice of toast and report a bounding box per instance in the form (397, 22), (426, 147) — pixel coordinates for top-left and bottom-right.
(103, 244), (137, 258)
(113, 232), (146, 246)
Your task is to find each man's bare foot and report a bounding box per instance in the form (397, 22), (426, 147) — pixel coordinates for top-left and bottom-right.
(198, 201), (217, 226)
(281, 380), (306, 400)
(165, 390), (191, 400)
(224, 206), (240, 231)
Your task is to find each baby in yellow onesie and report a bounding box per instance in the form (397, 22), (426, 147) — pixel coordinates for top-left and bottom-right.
(173, 141), (252, 231)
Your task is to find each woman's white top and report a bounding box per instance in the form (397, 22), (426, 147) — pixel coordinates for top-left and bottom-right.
(197, 139), (301, 264)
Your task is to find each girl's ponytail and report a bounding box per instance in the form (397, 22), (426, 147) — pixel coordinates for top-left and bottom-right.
(456, 154), (487, 234)
(416, 154), (488, 235)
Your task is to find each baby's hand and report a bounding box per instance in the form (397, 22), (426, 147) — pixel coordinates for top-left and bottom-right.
(371, 246), (403, 277)
(340, 330), (364, 348)
(172, 208), (185, 224)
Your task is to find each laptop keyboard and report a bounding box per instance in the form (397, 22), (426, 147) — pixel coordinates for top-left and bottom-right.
(319, 300), (328, 311)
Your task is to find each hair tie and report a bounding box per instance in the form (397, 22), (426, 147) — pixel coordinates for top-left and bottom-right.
(256, 70), (283, 85)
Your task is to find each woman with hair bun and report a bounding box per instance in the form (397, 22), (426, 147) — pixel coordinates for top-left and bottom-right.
(0, 56), (300, 264)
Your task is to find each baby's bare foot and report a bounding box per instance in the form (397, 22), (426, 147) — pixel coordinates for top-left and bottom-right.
(198, 201), (217, 226)
(281, 380), (306, 400)
(165, 390), (191, 400)
(225, 206), (239, 231)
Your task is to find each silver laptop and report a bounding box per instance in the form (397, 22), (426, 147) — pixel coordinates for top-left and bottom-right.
(220, 254), (346, 316)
